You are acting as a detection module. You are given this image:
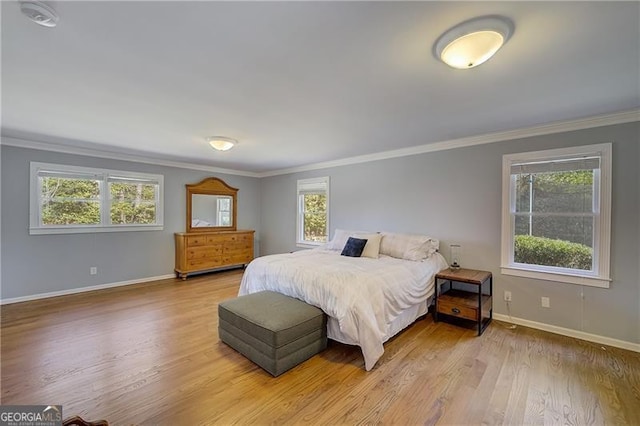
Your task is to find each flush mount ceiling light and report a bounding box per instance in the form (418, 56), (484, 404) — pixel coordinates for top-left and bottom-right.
(434, 16), (514, 69)
(20, 1), (59, 28)
(207, 136), (237, 152)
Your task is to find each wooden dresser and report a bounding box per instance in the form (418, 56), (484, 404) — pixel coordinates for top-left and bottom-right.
(174, 230), (255, 280)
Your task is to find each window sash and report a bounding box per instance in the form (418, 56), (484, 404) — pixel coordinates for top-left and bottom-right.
(301, 194), (327, 214)
(30, 162), (164, 234)
(217, 198), (231, 226)
(107, 176), (160, 185)
(510, 156), (600, 174)
(38, 170), (102, 180)
(297, 177), (329, 246)
(512, 170), (596, 215)
(297, 179), (327, 194)
(508, 172), (599, 271)
(299, 195), (329, 241)
(500, 143), (611, 288)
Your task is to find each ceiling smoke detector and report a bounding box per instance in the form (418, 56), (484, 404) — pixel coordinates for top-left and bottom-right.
(20, 1), (59, 28)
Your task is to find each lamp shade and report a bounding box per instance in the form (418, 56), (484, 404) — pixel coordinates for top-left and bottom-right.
(434, 16), (514, 69)
(207, 137), (237, 151)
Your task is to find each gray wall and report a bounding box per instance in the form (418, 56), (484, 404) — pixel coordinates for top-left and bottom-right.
(1, 145), (261, 299)
(259, 122), (640, 344)
(2, 122), (638, 344)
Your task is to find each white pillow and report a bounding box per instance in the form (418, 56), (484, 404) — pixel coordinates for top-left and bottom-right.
(327, 229), (382, 258)
(356, 233), (382, 259)
(327, 229), (356, 250)
(380, 232), (439, 261)
(327, 229), (367, 251)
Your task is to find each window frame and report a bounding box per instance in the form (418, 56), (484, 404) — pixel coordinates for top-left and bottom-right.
(30, 162), (164, 235)
(296, 176), (330, 248)
(500, 143), (612, 288)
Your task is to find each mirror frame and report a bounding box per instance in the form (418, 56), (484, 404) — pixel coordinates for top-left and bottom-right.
(186, 177), (238, 233)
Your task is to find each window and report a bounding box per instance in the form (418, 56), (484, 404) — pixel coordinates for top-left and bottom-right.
(30, 162), (164, 234)
(501, 143), (611, 288)
(217, 197), (231, 226)
(297, 177), (329, 247)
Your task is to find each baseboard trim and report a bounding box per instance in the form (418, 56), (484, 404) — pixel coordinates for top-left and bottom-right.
(493, 313), (640, 353)
(0, 274), (176, 305)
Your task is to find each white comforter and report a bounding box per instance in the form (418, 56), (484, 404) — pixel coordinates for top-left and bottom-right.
(239, 248), (448, 371)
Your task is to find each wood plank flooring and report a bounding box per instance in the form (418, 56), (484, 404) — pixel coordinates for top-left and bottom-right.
(2, 269), (639, 425)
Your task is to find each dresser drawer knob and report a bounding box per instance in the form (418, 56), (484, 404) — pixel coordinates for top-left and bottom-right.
(451, 307), (461, 314)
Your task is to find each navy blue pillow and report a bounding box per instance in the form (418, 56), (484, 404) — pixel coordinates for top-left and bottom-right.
(341, 237), (368, 257)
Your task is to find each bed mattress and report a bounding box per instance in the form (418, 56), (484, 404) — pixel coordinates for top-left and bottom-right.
(239, 248), (448, 370)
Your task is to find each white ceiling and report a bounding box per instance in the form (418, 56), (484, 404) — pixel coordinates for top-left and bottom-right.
(2, 1), (639, 173)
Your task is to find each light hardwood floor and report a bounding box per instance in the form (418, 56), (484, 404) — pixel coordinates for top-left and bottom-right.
(2, 269), (639, 425)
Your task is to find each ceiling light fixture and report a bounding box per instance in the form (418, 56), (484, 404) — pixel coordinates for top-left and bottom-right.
(434, 16), (514, 69)
(207, 136), (237, 152)
(20, 1), (59, 28)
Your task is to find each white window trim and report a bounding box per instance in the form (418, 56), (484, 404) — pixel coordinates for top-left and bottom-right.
(30, 162), (164, 235)
(296, 176), (330, 248)
(500, 143), (612, 288)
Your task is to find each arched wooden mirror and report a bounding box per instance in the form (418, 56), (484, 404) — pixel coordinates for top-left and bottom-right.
(186, 177), (238, 233)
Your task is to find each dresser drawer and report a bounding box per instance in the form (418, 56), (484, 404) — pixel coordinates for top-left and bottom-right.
(187, 246), (223, 260)
(187, 258), (225, 269)
(187, 235), (207, 247)
(206, 235), (224, 245)
(224, 247), (247, 256)
(224, 241), (252, 251)
(223, 254), (253, 265)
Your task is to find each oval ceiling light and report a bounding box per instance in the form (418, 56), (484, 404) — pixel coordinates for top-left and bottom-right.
(20, 1), (59, 28)
(207, 136), (237, 152)
(434, 16), (514, 69)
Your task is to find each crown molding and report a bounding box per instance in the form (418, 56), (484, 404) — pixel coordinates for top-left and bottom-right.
(0, 136), (262, 178)
(2, 109), (637, 179)
(258, 108), (640, 177)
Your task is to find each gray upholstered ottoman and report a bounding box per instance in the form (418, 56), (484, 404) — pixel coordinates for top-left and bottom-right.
(218, 291), (327, 376)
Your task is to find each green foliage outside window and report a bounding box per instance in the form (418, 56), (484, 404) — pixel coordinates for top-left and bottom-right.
(41, 177), (100, 225)
(109, 182), (157, 224)
(514, 235), (592, 270)
(514, 170), (594, 270)
(303, 194), (327, 242)
(40, 177), (158, 226)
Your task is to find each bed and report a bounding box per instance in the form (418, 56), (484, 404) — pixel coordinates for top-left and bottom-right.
(238, 230), (449, 371)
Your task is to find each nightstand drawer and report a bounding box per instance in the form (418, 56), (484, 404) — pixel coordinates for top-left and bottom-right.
(437, 298), (477, 321)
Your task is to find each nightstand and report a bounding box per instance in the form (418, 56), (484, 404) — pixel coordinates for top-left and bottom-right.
(434, 268), (492, 335)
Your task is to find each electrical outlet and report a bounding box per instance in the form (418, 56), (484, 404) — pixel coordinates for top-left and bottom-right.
(541, 296), (550, 308)
(504, 291), (512, 302)
(90, 267), (97, 275)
